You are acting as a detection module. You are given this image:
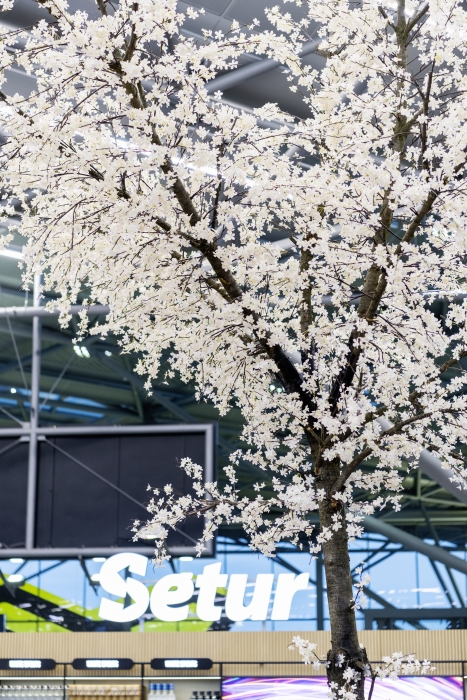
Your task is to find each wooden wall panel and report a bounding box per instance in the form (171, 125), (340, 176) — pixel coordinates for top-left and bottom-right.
(0, 631), (463, 679)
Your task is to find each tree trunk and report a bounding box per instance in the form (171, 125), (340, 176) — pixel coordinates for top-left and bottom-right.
(317, 460), (369, 699)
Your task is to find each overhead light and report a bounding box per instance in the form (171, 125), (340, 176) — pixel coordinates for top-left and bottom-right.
(180, 556), (194, 562)
(10, 388), (16, 394)
(9, 557), (23, 563)
(92, 557), (106, 563)
(0, 249), (22, 260)
(138, 524), (165, 540)
(8, 574), (24, 583)
(73, 346), (90, 358)
(90, 574), (100, 582)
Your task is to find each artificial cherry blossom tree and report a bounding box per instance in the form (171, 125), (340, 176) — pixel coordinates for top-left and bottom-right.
(0, 0), (465, 696)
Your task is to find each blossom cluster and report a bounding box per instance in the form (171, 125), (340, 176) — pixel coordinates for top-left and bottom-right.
(288, 637), (434, 700)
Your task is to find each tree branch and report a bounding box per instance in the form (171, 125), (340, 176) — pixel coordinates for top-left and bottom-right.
(331, 408), (459, 495)
(405, 2), (429, 34)
(95, 0), (108, 16)
(105, 45), (315, 412)
(331, 447), (374, 494)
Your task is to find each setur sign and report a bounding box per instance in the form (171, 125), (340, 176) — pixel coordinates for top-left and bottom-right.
(97, 553), (309, 624)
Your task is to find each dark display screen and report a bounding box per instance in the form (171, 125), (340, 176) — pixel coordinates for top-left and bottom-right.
(0, 427), (212, 553)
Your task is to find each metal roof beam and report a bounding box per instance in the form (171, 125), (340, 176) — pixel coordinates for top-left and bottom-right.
(0, 344), (63, 377)
(364, 515), (467, 575)
(377, 417), (467, 506)
(0, 320), (73, 344)
(0, 304), (109, 318)
(268, 542), (423, 627)
(420, 501), (465, 607)
(205, 41), (318, 94)
(366, 607), (467, 621)
(97, 352), (196, 423)
(37, 366), (135, 393)
(0, 400), (134, 421)
(418, 448), (467, 506)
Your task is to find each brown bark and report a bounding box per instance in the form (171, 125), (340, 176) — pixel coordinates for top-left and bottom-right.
(316, 459), (369, 699)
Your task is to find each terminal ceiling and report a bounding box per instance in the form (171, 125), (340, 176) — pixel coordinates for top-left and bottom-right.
(0, 0), (465, 556)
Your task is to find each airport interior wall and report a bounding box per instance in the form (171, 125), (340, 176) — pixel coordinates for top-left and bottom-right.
(0, 630), (463, 677)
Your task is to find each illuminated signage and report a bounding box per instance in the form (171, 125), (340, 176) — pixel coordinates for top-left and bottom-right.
(0, 659), (56, 670)
(97, 554), (309, 624)
(72, 659), (134, 671)
(151, 659), (213, 670)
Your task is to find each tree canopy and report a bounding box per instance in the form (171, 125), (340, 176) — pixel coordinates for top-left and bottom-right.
(0, 0), (466, 696)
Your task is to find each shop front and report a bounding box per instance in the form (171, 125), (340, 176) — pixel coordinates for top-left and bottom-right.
(0, 631), (463, 700)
